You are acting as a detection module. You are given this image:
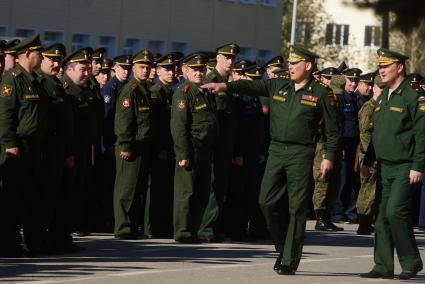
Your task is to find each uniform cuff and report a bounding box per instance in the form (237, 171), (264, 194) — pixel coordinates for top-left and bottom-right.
(324, 151), (336, 162)
(411, 162), (424, 173)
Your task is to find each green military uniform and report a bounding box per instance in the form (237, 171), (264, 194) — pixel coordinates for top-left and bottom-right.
(171, 53), (218, 242)
(144, 53), (179, 238)
(199, 43), (239, 241)
(113, 49), (155, 239)
(35, 44), (78, 252)
(0, 35), (48, 256)
(312, 74), (345, 232)
(60, 49), (93, 237)
(355, 74), (379, 235)
(225, 46), (340, 272)
(362, 49), (424, 279)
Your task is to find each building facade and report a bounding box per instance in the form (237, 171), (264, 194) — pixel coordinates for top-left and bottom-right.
(0, 0), (283, 63)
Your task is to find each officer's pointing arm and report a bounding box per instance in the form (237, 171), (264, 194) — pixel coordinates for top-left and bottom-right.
(202, 79), (272, 97)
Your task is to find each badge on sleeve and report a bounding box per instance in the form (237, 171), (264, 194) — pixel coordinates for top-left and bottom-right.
(177, 99), (185, 111)
(1, 84), (13, 97)
(122, 97), (131, 108)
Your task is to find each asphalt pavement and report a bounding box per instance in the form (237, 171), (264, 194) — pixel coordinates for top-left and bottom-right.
(1, 221), (425, 284)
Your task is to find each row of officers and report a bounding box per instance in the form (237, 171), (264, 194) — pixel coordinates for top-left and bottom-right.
(0, 34), (424, 280)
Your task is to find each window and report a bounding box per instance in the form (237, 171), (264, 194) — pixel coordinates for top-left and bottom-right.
(43, 31), (64, 45)
(122, 38), (141, 55)
(325, 23), (349, 46)
(257, 49), (272, 65)
(240, 0), (257, 4)
(260, 0), (276, 6)
(15, 28), (36, 37)
(148, 40), (165, 54)
(296, 22), (311, 45)
(364, 26), (381, 47)
(71, 34), (91, 51)
(99, 36), (116, 57)
(238, 47), (253, 60)
(171, 42), (188, 54)
(0, 26), (7, 37)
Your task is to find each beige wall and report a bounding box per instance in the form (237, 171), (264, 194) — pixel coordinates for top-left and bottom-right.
(0, 0), (283, 61)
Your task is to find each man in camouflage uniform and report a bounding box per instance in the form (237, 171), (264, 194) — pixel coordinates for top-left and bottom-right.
(312, 73), (345, 231)
(355, 73), (382, 235)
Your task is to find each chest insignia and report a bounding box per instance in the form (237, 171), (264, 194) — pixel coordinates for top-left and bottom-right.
(389, 106), (403, 113)
(272, 95), (286, 103)
(195, 103), (207, 110)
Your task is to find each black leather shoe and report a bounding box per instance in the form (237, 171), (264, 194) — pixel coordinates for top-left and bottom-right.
(273, 253), (283, 271)
(114, 233), (138, 240)
(360, 270), (393, 279)
(175, 236), (201, 244)
(276, 265), (295, 275)
(399, 263), (423, 280)
(198, 235), (225, 243)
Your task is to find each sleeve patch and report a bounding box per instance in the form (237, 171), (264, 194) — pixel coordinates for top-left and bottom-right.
(122, 97), (131, 108)
(1, 84), (13, 96)
(177, 99), (186, 111)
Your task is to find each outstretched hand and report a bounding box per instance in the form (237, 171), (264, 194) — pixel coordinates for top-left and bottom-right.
(201, 83), (227, 93)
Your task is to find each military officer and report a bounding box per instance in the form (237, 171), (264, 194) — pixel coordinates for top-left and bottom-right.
(355, 75), (383, 235)
(264, 56), (284, 80)
(4, 39), (20, 72)
(335, 67), (362, 223)
(102, 54), (132, 152)
(0, 35), (48, 257)
(60, 48), (93, 239)
(355, 72), (375, 109)
(203, 45), (340, 275)
(101, 55), (132, 230)
(311, 74), (345, 232)
(35, 43), (83, 253)
(148, 52), (162, 84)
(319, 67), (339, 87)
(113, 49), (155, 239)
(225, 62), (267, 240)
(145, 53), (180, 238)
(83, 47), (107, 233)
(96, 59), (112, 89)
(406, 73), (422, 85)
(199, 43), (240, 242)
(0, 41), (5, 77)
(171, 53), (218, 243)
(360, 49), (425, 280)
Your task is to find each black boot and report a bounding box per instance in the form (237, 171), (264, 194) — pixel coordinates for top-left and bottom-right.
(325, 209), (344, 231)
(357, 214), (373, 235)
(315, 209), (338, 231)
(273, 252), (283, 271)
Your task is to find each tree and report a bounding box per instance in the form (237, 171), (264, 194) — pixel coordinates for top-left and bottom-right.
(391, 19), (425, 74)
(351, 0), (425, 48)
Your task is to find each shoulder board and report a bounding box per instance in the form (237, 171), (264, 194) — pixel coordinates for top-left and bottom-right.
(207, 72), (217, 80)
(130, 83), (138, 92)
(314, 78), (328, 88)
(63, 81), (69, 89)
(156, 84), (162, 92)
(11, 68), (22, 77)
(183, 84), (190, 94)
